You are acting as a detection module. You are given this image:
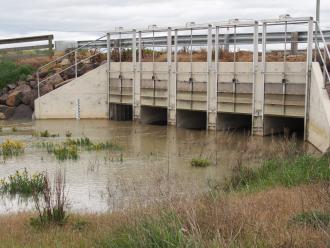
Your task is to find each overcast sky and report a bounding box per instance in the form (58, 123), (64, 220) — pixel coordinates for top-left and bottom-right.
(0, 0), (329, 41)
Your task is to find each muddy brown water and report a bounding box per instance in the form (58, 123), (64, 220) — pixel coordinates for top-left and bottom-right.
(0, 120), (313, 214)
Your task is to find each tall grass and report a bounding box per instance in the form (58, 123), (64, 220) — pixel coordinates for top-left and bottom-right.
(100, 210), (192, 248)
(31, 171), (69, 227)
(224, 154), (330, 192)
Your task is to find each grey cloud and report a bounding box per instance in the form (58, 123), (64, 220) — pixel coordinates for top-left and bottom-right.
(0, 0), (329, 40)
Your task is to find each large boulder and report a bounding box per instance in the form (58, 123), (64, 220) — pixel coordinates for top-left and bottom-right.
(22, 89), (38, 110)
(0, 105), (15, 119)
(10, 104), (33, 120)
(43, 73), (64, 88)
(40, 83), (54, 96)
(7, 83), (17, 90)
(6, 84), (31, 107)
(6, 91), (23, 107)
(0, 94), (8, 105)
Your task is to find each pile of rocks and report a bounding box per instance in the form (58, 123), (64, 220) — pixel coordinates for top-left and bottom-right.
(0, 57), (106, 120)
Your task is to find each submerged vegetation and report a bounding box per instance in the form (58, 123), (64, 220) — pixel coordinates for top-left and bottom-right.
(191, 157), (211, 167)
(0, 169), (45, 196)
(0, 139), (25, 158)
(35, 137), (121, 161)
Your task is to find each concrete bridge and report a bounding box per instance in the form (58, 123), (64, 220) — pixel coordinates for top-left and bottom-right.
(35, 17), (330, 153)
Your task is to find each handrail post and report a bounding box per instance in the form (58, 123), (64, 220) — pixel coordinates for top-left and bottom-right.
(75, 51), (78, 78)
(37, 71), (40, 98)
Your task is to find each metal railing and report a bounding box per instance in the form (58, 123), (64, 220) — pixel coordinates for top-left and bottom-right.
(315, 22), (330, 87)
(78, 29), (330, 50)
(37, 34), (107, 98)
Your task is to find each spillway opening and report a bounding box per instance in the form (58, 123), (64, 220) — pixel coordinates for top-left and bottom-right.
(177, 110), (207, 130)
(264, 116), (304, 137)
(140, 106), (168, 125)
(217, 113), (252, 133)
(109, 104), (133, 121)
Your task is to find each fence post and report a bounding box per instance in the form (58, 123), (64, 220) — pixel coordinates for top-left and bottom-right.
(48, 35), (54, 56)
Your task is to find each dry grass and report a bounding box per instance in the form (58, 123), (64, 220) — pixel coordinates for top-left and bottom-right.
(0, 183), (328, 247)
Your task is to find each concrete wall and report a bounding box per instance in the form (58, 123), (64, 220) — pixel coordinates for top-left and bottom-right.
(35, 64), (108, 119)
(307, 63), (330, 153)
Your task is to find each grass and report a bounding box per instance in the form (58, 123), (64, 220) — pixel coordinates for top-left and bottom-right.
(64, 138), (121, 151)
(0, 139), (25, 158)
(38, 130), (59, 138)
(0, 169), (45, 196)
(224, 154), (330, 192)
(191, 158), (211, 167)
(35, 137), (121, 161)
(53, 145), (78, 161)
(0, 60), (34, 89)
(290, 211), (330, 229)
(99, 211), (188, 248)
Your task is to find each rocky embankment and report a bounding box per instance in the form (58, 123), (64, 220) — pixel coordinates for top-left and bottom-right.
(0, 56), (105, 120)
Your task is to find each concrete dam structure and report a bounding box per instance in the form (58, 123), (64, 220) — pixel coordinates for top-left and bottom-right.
(35, 17), (330, 153)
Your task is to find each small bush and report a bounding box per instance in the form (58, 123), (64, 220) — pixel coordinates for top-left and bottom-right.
(0, 139), (25, 158)
(0, 60), (34, 89)
(290, 211), (330, 229)
(191, 158), (211, 167)
(0, 169), (45, 196)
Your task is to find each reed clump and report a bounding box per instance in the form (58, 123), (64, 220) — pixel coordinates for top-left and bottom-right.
(0, 169), (45, 196)
(31, 171), (69, 227)
(53, 145), (78, 161)
(0, 139), (25, 158)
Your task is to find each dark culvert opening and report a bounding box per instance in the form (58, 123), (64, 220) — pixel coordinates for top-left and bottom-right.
(109, 104), (133, 121)
(140, 106), (168, 125)
(177, 110), (207, 130)
(217, 113), (252, 133)
(264, 116), (305, 138)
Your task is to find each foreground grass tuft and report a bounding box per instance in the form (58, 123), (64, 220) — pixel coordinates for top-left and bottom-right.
(290, 211), (330, 229)
(225, 155), (330, 192)
(99, 211), (189, 248)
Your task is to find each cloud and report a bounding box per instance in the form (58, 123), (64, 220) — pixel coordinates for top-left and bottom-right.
(0, 0), (329, 40)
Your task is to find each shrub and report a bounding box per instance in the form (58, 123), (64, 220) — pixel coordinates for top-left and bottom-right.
(31, 171), (69, 227)
(191, 158), (211, 167)
(0, 60), (34, 89)
(0, 169), (45, 196)
(0, 139), (25, 158)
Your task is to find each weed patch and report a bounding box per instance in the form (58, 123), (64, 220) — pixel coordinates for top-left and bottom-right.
(191, 158), (211, 167)
(0, 169), (45, 196)
(0, 139), (25, 158)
